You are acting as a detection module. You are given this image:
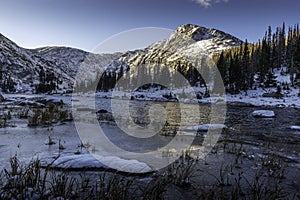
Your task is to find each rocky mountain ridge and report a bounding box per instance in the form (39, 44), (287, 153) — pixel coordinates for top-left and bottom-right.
(0, 24), (242, 93)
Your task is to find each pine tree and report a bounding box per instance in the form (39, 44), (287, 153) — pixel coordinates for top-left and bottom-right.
(265, 71), (277, 88)
(216, 51), (227, 83)
(258, 36), (270, 83)
(241, 40), (250, 90)
(278, 22), (286, 67)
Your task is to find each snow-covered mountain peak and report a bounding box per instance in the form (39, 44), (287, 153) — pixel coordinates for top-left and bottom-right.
(173, 24), (241, 43)
(126, 24), (243, 66)
(160, 24), (242, 58)
(174, 24), (210, 40)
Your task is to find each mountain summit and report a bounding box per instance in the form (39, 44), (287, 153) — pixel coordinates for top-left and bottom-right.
(174, 24), (241, 42)
(121, 24), (242, 70)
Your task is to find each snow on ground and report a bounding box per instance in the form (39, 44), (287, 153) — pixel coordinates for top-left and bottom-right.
(274, 67), (291, 84)
(226, 67), (300, 108)
(175, 38), (238, 57)
(44, 154), (153, 174)
(252, 110), (275, 118)
(226, 90), (285, 107)
(96, 86), (206, 103)
(94, 84), (300, 108)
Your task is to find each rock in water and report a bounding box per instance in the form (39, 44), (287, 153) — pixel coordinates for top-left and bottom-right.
(252, 110), (275, 118)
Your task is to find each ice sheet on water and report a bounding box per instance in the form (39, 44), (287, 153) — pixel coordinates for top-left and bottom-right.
(94, 155), (153, 173)
(290, 126), (300, 130)
(45, 154), (153, 174)
(183, 124), (227, 132)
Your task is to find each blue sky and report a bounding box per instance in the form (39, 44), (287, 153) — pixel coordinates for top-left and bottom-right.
(0, 0), (299, 52)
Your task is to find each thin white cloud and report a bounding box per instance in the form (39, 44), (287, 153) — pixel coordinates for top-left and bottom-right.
(193, 0), (229, 8)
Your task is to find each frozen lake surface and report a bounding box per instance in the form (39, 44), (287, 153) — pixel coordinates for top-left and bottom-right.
(0, 94), (300, 174)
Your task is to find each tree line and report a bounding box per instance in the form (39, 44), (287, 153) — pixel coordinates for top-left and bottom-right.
(215, 22), (300, 94)
(35, 67), (59, 93)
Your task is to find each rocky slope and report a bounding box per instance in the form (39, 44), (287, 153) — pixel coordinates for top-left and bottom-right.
(0, 33), (120, 93)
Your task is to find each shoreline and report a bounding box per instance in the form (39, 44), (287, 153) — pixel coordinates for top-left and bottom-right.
(2, 92), (300, 109)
